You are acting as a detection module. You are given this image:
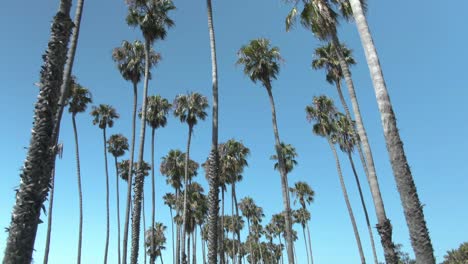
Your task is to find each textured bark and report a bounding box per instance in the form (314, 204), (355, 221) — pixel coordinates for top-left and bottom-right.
(265, 84), (294, 264)
(130, 39), (151, 264)
(220, 190), (225, 264)
(206, 0), (220, 263)
(327, 138), (365, 264)
(43, 168), (56, 264)
(122, 81), (138, 264)
(103, 128), (110, 264)
(73, 116), (84, 264)
(182, 126), (193, 264)
(151, 128), (156, 264)
(331, 33), (398, 263)
(115, 156), (122, 264)
(3, 2), (73, 263)
(348, 1), (435, 263)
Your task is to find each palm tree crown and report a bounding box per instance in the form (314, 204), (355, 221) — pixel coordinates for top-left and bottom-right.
(312, 42), (355, 85)
(289, 181), (315, 209)
(160, 149), (199, 190)
(68, 82), (92, 116)
(141, 95), (172, 129)
(173, 92), (209, 129)
(270, 142), (298, 174)
(107, 134), (129, 158)
(90, 104), (119, 130)
(305, 95), (337, 137)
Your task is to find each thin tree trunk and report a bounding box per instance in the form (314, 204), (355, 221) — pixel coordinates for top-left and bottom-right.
(123, 81), (138, 264)
(201, 225), (207, 264)
(231, 187), (236, 264)
(176, 190), (181, 264)
(306, 223), (313, 264)
(170, 208), (175, 264)
(278, 236), (284, 264)
(143, 191), (147, 264)
(327, 137), (365, 264)
(115, 155), (122, 264)
(348, 1), (435, 263)
(302, 226), (310, 264)
(220, 189), (225, 264)
(247, 220), (253, 264)
(130, 38), (152, 264)
(348, 153), (378, 264)
(43, 168), (56, 264)
(103, 128), (111, 264)
(187, 233), (191, 264)
(232, 183), (242, 264)
(151, 127), (156, 264)
(182, 125), (193, 264)
(3, 2), (73, 263)
(331, 34), (397, 263)
(265, 84), (294, 264)
(193, 227), (197, 264)
(72, 116), (84, 264)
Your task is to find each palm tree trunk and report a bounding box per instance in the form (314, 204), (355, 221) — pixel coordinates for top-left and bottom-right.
(201, 225), (207, 264)
(3, 2), (73, 263)
(182, 126), (193, 264)
(170, 208), (175, 264)
(103, 128), (111, 264)
(143, 191), (147, 264)
(176, 190), (181, 264)
(278, 236), (284, 264)
(231, 187), (236, 264)
(151, 127), (156, 264)
(43, 168), (56, 264)
(123, 81), (138, 264)
(72, 116), (85, 264)
(327, 137), (365, 264)
(247, 220), (253, 263)
(187, 233), (191, 264)
(130, 38), (152, 264)
(115, 155), (122, 264)
(265, 83), (294, 264)
(232, 183), (242, 264)
(348, 153), (378, 264)
(331, 34), (397, 264)
(302, 225), (310, 264)
(193, 227), (197, 264)
(220, 189), (225, 264)
(306, 223), (313, 264)
(348, 1), (435, 263)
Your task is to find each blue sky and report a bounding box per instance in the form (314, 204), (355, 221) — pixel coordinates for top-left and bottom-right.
(1, 0), (467, 263)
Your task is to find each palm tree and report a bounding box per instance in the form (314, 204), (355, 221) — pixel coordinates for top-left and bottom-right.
(3, 1), (73, 262)
(141, 94), (171, 261)
(90, 104), (119, 264)
(292, 209), (311, 264)
(145, 222), (167, 264)
(126, 1), (175, 262)
(334, 113), (379, 263)
(237, 38), (295, 264)
(67, 82), (93, 264)
(285, 1), (398, 261)
(271, 142), (298, 174)
(173, 92), (208, 264)
(112, 39), (160, 264)
(239, 197), (264, 264)
(108, 134), (129, 264)
(289, 181), (315, 264)
(306, 96), (365, 263)
(348, 1), (435, 262)
(163, 193), (177, 263)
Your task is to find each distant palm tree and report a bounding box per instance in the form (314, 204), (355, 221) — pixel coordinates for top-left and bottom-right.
(348, 1), (435, 262)
(68, 82), (92, 264)
(91, 104), (119, 264)
(145, 222), (167, 264)
(239, 197), (264, 264)
(289, 181), (315, 264)
(112, 39), (160, 264)
(292, 209), (311, 264)
(306, 96), (365, 264)
(126, 0), (175, 262)
(173, 92), (208, 264)
(271, 142), (298, 174)
(163, 193), (177, 262)
(108, 134), (129, 264)
(237, 38), (294, 264)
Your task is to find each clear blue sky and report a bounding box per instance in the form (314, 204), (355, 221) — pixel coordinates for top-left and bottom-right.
(1, 0), (467, 263)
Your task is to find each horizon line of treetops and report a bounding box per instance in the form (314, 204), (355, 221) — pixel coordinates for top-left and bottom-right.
(2, 0), (465, 264)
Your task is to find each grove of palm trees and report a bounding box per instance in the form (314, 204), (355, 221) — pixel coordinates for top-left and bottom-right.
(1, 0), (467, 264)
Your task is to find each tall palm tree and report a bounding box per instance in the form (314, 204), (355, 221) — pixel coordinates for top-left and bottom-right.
(108, 134), (129, 264)
(145, 222), (167, 264)
(285, 1), (398, 261)
(334, 113), (379, 263)
(292, 209), (311, 264)
(3, 2), (73, 262)
(68, 82), (92, 264)
(306, 96), (365, 263)
(173, 92), (208, 264)
(90, 104), (119, 264)
(163, 193), (177, 263)
(239, 197), (264, 264)
(348, 1), (435, 262)
(126, 1), (175, 262)
(112, 39), (160, 264)
(141, 94), (172, 261)
(237, 38), (295, 264)
(289, 181), (315, 264)
(271, 142), (298, 174)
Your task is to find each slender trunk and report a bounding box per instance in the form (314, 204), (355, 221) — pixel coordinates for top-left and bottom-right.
(130, 38), (151, 264)
(182, 125), (193, 264)
(115, 156), (122, 264)
(72, 116), (84, 264)
(206, 1), (220, 264)
(151, 128), (156, 263)
(327, 137), (365, 264)
(233, 183), (242, 264)
(187, 234), (191, 264)
(201, 225), (207, 264)
(176, 190), (181, 264)
(259, 240), (264, 264)
(348, 1), (435, 263)
(247, 220), (253, 264)
(143, 191), (147, 264)
(306, 223), (313, 264)
(278, 236), (284, 264)
(103, 128), (111, 264)
(293, 243), (297, 264)
(231, 187), (236, 264)
(331, 33), (397, 263)
(3, 2), (73, 262)
(265, 83), (294, 264)
(171, 208), (175, 264)
(302, 225), (310, 264)
(43, 168), (56, 264)
(348, 154), (378, 264)
(220, 190), (225, 264)
(123, 81), (138, 264)
(193, 227), (197, 264)
(161, 256), (164, 264)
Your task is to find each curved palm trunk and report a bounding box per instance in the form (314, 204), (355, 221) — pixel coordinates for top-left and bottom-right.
(114, 155), (122, 264)
(306, 223), (313, 264)
(331, 34), (397, 263)
(103, 128), (111, 264)
(232, 183), (242, 264)
(3, 2), (73, 263)
(43, 167), (56, 264)
(327, 137), (365, 264)
(182, 125), (193, 264)
(301, 225), (310, 264)
(348, 153), (378, 264)
(348, 1), (435, 263)
(123, 81), (138, 264)
(265, 84), (294, 264)
(130, 39), (152, 264)
(151, 128), (156, 264)
(72, 116), (84, 264)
